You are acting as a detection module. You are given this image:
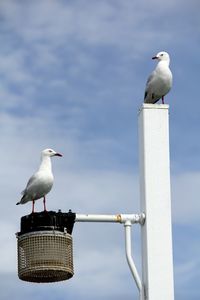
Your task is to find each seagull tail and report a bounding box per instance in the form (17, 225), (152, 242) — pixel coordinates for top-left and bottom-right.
(16, 193), (28, 205)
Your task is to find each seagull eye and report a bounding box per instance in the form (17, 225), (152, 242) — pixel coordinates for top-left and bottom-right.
(160, 53), (164, 56)
(49, 150), (53, 153)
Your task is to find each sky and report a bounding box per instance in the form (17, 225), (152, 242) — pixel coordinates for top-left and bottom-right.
(0, 0), (200, 299)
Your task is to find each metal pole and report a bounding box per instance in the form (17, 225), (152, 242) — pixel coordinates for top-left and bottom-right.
(138, 104), (174, 300)
(124, 220), (143, 299)
(76, 213), (145, 224)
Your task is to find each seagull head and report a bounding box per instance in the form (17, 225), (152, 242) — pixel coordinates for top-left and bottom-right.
(42, 148), (63, 158)
(152, 51), (170, 63)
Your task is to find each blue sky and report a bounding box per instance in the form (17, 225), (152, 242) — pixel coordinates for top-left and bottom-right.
(0, 0), (200, 299)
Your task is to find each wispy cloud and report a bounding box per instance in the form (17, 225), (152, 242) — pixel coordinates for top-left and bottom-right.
(0, 1), (200, 299)
(172, 172), (200, 224)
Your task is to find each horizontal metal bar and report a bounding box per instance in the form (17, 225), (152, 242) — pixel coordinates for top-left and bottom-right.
(75, 213), (145, 225)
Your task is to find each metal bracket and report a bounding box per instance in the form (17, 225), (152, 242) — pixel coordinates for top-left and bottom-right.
(75, 213), (145, 299)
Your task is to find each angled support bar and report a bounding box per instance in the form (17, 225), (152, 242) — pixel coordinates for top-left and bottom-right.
(124, 220), (143, 299)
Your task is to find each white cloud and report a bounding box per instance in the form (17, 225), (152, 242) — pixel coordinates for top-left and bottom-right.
(172, 172), (200, 224)
(0, 1), (199, 299)
(0, 0), (192, 57)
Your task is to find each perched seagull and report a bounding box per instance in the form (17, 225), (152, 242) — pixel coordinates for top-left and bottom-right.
(16, 148), (62, 213)
(144, 51), (172, 104)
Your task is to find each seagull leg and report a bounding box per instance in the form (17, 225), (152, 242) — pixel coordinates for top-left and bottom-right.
(43, 196), (47, 212)
(162, 96), (164, 104)
(32, 200), (35, 214)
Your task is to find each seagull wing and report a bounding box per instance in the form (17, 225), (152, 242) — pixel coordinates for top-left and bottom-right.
(144, 72), (155, 102)
(21, 173), (38, 195)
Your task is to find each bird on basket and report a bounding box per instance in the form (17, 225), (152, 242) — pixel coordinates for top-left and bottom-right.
(16, 148), (62, 213)
(144, 51), (172, 104)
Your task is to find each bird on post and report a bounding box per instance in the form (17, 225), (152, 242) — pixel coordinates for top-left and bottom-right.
(144, 51), (172, 104)
(16, 148), (62, 213)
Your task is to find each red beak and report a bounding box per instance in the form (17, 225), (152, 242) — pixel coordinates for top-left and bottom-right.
(152, 56), (158, 60)
(54, 153), (62, 157)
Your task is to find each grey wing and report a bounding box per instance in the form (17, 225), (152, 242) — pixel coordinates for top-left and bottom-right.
(144, 72), (154, 100)
(21, 173), (38, 195)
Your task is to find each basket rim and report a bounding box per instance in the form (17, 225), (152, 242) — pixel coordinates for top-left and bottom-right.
(17, 230), (72, 239)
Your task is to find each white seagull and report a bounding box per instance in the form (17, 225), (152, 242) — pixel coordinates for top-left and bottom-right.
(144, 51), (172, 104)
(16, 148), (62, 213)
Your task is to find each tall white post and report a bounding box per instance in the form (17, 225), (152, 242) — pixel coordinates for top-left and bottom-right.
(138, 104), (174, 300)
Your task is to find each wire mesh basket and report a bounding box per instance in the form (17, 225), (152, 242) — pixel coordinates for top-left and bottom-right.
(17, 230), (73, 282)
(16, 211), (75, 283)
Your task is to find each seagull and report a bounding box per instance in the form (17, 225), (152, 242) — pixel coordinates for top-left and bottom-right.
(16, 148), (62, 213)
(144, 51), (172, 104)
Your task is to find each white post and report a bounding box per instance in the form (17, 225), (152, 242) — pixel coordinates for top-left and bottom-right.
(138, 104), (174, 300)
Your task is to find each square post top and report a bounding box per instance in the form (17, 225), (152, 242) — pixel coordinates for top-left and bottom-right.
(138, 103), (169, 115)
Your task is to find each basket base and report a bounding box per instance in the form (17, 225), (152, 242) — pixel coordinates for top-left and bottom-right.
(19, 268), (73, 283)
